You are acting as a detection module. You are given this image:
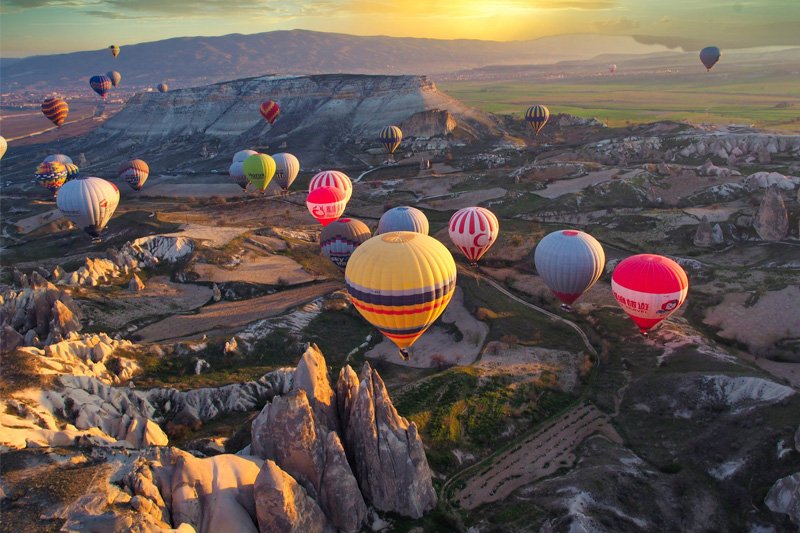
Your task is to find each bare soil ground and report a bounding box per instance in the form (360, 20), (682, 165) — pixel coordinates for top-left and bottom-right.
(133, 280), (341, 343)
(457, 403), (621, 510)
(193, 254), (316, 285)
(478, 341), (582, 392)
(536, 169), (617, 199)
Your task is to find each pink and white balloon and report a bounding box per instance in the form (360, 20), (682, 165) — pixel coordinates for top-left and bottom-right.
(448, 207), (499, 265)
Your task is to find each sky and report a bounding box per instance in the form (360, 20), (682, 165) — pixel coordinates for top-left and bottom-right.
(1, 0), (799, 57)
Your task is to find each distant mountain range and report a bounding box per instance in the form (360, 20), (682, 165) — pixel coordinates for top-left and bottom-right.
(0, 30), (669, 92)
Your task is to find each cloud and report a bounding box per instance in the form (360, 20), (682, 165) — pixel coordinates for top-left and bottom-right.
(593, 17), (640, 32)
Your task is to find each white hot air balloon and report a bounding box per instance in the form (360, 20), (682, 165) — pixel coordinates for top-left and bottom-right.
(228, 161), (248, 190)
(272, 152), (300, 191)
(232, 149), (258, 164)
(56, 176), (120, 241)
(43, 154), (73, 165)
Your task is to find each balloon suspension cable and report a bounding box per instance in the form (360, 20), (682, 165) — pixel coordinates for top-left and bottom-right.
(399, 348), (410, 361)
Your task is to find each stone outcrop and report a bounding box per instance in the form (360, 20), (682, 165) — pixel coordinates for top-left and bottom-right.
(765, 473), (800, 527)
(400, 109), (457, 139)
(128, 273), (146, 291)
(338, 362), (437, 518)
(745, 171), (800, 191)
(754, 186), (789, 241)
(693, 216), (723, 247)
(0, 272), (82, 347)
(292, 344), (339, 432)
(254, 460), (332, 533)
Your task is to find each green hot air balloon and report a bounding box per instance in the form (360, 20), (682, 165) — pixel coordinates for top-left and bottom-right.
(243, 153), (276, 192)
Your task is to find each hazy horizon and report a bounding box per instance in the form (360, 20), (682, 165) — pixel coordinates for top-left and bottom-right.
(2, 0), (799, 57)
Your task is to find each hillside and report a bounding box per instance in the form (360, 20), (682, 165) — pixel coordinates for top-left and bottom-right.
(0, 30), (669, 91)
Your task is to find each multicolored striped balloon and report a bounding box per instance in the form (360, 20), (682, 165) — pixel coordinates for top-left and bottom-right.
(306, 186), (347, 226)
(64, 163), (80, 181)
(309, 170), (352, 203)
(42, 97), (69, 127)
(259, 100), (280, 125)
(448, 207), (499, 265)
(377, 206), (429, 235)
(320, 218), (371, 270)
(90, 75), (112, 98)
(272, 152), (300, 191)
(379, 125), (403, 155)
(534, 230), (605, 306)
(0, 137), (6, 161)
(345, 232), (457, 359)
(525, 104), (550, 135)
(35, 161), (68, 196)
(611, 254), (688, 335)
(118, 159), (150, 191)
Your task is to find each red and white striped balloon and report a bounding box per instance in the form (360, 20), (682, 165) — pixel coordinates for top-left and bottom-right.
(448, 207), (499, 265)
(309, 170), (352, 202)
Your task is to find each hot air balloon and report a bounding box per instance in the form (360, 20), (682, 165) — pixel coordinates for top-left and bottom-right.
(43, 154), (73, 165)
(35, 161), (68, 196)
(611, 254), (688, 335)
(448, 207), (499, 266)
(272, 153), (300, 191)
(345, 231), (457, 360)
(525, 105), (550, 135)
(320, 218), (371, 270)
(309, 170), (352, 202)
(306, 186), (347, 226)
(379, 125), (403, 156)
(118, 159), (150, 191)
(699, 46), (721, 71)
(64, 163), (80, 182)
(108, 45), (120, 58)
(229, 162), (248, 190)
(534, 230), (605, 308)
(0, 136), (6, 160)
(259, 100), (280, 125)
(90, 75), (112, 98)
(377, 206), (429, 235)
(608, 64), (617, 74)
(57, 177), (119, 240)
(42, 97), (69, 127)
(243, 153), (276, 192)
(232, 149), (258, 164)
(106, 71), (122, 87)
(157, 83), (169, 93)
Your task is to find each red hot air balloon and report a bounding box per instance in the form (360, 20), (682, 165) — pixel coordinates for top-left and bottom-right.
(259, 100), (280, 125)
(611, 254), (688, 335)
(448, 207), (499, 266)
(309, 170), (352, 202)
(306, 186), (347, 226)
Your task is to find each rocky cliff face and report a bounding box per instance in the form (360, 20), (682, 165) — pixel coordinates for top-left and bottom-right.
(754, 186), (789, 241)
(72, 74), (503, 169)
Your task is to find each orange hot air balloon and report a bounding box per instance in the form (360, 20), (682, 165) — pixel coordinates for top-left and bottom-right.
(42, 97), (69, 127)
(259, 100), (280, 125)
(306, 186), (347, 226)
(611, 254), (688, 335)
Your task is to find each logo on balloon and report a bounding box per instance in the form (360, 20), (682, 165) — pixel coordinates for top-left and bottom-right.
(312, 205), (325, 217)
(657, 299), (679, 314)
(473, 233), (491, 247)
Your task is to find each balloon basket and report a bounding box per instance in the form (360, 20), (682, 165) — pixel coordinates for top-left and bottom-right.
(560, 304), (574, 313)
(399, 348), (410, 361)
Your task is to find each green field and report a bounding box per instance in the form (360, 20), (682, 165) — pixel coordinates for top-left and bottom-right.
(439, 74), (800, 132)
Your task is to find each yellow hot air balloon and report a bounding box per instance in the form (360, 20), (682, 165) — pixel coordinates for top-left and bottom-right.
(345, 232), (457, 360)
(243, 153), (276, 192)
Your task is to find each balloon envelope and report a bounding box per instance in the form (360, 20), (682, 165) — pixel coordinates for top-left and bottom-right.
(0, 136), (6, 160)
(259, 100), (280, 125)
(232, 149), (258, 164)
(272, 153), (300, 191)
(611, 254), (688, 334)
(379, 125), (403, 155)
(345, 231), (457, 357)
(108, 45), (120, 58)
(525, 105), (550, 135)
(90, 75), (112, 98)
(35, 161), (68, 195)
(57, 177), (120, 238)
(700, 46), (721, 71)
(118, 159), (150, 191)
(64, 163), (80, 181)
(228, 162), (248, 190)
(309, 170), (352, 202)
(534, 230), (605, 305)
(377, 206), (429, 235)
(157, 83), (168, 93)
(42, 97), (69, 127)
(448, 207), (499, 265)
(43, 154), (73, 165)
(107, 71), (122, 87)
(243, 153), (276, 191)
(320, 218), (371, 270)
(306, 186), (347, 226)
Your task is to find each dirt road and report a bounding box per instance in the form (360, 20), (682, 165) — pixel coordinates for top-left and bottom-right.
(133, 280), (341, 342)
